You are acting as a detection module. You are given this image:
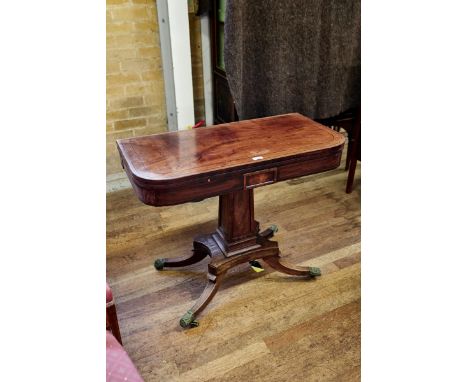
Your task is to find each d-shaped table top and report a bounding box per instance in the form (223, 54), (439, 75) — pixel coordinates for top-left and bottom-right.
(117, 113), (345, 206)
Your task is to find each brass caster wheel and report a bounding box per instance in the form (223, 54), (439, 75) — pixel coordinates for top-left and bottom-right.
(154, 258), (166, 271)
(180, 310), (198, 328)
(309, 267), (321, 277)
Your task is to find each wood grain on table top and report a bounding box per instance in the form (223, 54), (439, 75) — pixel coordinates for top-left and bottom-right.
(117, 113), (345, 183)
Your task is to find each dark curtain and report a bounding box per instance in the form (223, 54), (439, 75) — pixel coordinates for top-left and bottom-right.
(224, 0), (361, 120)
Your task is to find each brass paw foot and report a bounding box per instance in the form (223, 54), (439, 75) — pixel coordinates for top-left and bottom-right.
(309, 267), (321, 277)
(180, 310), (199, 328)
(260, 224), (279, 239)
(154, 258), (166, 270)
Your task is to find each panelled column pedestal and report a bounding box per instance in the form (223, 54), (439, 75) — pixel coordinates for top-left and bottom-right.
(213, 189), (260, 256)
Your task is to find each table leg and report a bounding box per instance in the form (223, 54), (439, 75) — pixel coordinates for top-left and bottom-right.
(179, 272), (225, 328)
(262, 255), (321, 277)
(154, 247), (209, 270)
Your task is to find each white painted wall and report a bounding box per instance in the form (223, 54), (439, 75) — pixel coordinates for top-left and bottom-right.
(200, 15), (213, 126)
(157, 0), (195, 131)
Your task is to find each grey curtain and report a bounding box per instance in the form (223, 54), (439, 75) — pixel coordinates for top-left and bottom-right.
(224, 0), (361, 120)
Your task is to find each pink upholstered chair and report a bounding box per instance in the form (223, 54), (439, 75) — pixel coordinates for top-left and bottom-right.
(106, 282), (143, 382)
(106, 282), (122, 344)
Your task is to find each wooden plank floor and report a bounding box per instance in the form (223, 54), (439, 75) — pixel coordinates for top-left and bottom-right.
(107, 154), (360, 382)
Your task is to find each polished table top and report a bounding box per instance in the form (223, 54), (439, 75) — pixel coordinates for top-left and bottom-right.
(117, 113), (344, 206)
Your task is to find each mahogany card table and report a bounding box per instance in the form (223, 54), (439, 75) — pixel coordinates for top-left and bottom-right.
(117, 113), (345, 328)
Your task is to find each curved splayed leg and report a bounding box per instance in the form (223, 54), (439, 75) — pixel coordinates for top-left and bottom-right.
(263, 255), (321, 278)
(180, 272), (225, 328)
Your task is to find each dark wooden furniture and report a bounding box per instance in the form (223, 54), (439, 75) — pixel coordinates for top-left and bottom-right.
(317, 108), (359, 171)
(117, 113), (344, 328)
(345, 109), (361, 193)
(209, 0), (238, 124)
